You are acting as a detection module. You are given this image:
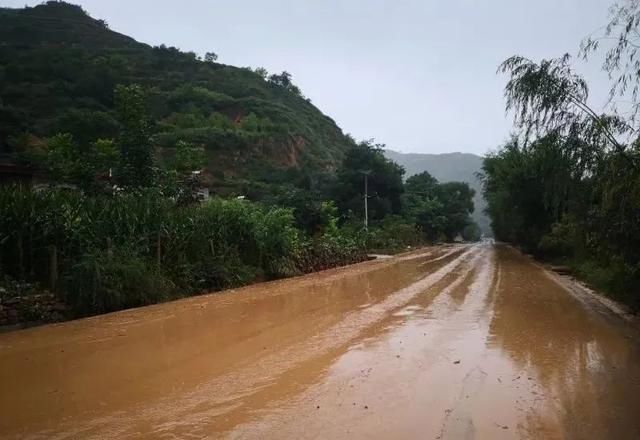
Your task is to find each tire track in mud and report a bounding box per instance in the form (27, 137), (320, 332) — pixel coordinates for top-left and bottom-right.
(140, 246), (483, 439)
(226, 244), (494, 440)
(39, 245), (481, 439)
(9, 243), (640, 440)
(0, 246), (461, 438)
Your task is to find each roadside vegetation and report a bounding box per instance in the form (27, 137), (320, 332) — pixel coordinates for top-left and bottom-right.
(0, 88), (478, 318)
(483, 0), (640, 310)
(0, 2), (480, 320)
(0, 189), (368, 316)
(0, 96), (479, 318)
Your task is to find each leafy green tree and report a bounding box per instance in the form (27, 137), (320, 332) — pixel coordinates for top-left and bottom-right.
(92, 138), (119, 176)
(254, 67), (268, 79)
(404, 172), (444, 240)
(334, 141), (405, 221)
(52, 109), (118, 145)
(317, 201), (340, 235)
(405, 171), (439, 195)
(412, 198), (447, 241)
(114, 84), (154, 187)
(45, 134), (118, 190)
(499, 55), (628, 151)
(268, 71), (304, 97)
(268, 71), (293, 88)
(241, 113), (260, 132)
(403, 171), (475, 242)
(172, 140), (205, 174)
(160, 140), (206, 205)
(438, 182), (475, 241)
(45, 133), (83, 183)
(204, 52), (218, 63)
(482, 137), (571, 249)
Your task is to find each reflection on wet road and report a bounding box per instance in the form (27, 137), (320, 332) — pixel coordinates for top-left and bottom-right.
(1, 243), (640, 439)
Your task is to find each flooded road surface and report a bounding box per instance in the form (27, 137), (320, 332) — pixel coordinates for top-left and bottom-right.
(2, 243), (640, 439)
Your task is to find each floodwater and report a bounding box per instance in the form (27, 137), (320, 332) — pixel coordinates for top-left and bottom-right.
(1, 243), (640, 439)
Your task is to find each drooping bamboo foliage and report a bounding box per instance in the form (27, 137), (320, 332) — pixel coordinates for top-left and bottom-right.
(485, 2), (640, 309)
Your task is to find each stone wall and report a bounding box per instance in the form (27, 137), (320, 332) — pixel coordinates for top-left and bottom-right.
(0, 293), (68, 328)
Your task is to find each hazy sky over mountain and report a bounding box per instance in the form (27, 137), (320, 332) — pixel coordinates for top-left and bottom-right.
(3, 0), (616, 155)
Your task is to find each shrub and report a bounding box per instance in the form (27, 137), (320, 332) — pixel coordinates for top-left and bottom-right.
(295, 227), (367, 272)
(365, 216), (422, 252)
(572, 258), (640, 311)
(64, 247), (174, 315)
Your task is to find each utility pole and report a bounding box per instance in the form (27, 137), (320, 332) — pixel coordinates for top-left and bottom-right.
(361, 170), (371, 230)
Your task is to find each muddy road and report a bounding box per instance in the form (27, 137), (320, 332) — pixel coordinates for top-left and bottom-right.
(2, 243), (640, 439)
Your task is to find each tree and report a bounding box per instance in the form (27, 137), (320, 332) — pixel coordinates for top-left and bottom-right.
(171, 140), (204, 174)
(52, 109), (118, 145)
(45, 133), (83, 184)
(44, 134), (118, 190)
(240, 113), (260, 132)
(158, 140), (206, 204)
(410, 197), (447, 241)
(437, 182), (475, 241)
(114, 84), (154, 187)
(405, 171), (438, 195)
(334, 141), (405, 222)
(268, 71), (304, 97)
(254, 67), (268, 79)
(482, 137), (565, 248)
(498, 55), (628, 151)
(204, 52), (218, 63)
(403, 171), (475, 242)
(268, 71), (293, 88)
(404, 172), (444, 240)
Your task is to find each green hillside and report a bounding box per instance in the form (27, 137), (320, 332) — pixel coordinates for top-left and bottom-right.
(0, 2), (484, 323)
(384, 150), (491, 235)
(0, 1), (354, 191)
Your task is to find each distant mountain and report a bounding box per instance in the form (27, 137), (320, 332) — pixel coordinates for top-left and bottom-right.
(385, 150), (491, 235)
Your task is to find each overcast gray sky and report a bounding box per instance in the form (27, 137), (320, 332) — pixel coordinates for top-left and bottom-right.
(3, 0), (617, 155)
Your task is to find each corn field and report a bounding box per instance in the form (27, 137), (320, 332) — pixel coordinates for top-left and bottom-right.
(0, 187), (366, 316)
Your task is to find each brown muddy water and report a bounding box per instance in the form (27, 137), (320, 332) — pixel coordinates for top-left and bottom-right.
(1, 243), (640, 439)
